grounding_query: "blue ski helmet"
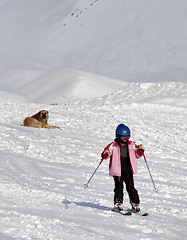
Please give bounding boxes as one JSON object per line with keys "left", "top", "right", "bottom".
{"left": 115, "top": 124, "right": 131, "bottom": 139}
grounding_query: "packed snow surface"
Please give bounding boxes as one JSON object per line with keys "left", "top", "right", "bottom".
{"left": 0, "top": 74, "right": 186, "bottom": 239}
{"left": 0, "top": 0, "right": 187, "bottom": 239}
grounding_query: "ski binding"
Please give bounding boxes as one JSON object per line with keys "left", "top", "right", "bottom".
{"left": 112, "top": 208, "right": 132, "bottom": 215}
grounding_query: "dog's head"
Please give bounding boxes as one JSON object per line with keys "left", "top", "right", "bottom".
{"left": 38, "top": 110, "right": 49, "bottom": 121}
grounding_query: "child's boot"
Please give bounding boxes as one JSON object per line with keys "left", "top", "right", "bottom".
{"left": 131, "top": 202, "right": 140, "bottom": 212}
{"left": 114, "top": 200, "right": 123, "bottom": 211}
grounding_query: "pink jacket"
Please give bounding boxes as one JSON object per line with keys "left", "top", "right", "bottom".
{"left": 102, "top": 141, "right": 143, "bottom": 176}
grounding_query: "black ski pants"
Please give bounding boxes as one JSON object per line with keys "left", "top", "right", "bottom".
{"left": 113, "top": 170, "right": 140, "bottom": 204}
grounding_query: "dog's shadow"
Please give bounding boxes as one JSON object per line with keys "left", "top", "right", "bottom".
{"left": 62, "top": 199, "right": 111, "bottom": 211}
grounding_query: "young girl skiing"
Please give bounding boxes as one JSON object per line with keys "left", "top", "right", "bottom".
{"left": 101, "top": 124, "right": 145, "bottom": 212}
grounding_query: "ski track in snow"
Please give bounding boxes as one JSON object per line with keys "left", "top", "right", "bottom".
{"left": 0, "top": 95, "right": 186, "bottom": 240}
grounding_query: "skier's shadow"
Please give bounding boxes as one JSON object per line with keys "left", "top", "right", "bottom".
{"left": 62, "top": 198, "right": 111, "bottom": 211}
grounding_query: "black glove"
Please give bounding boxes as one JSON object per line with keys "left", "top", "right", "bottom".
{"left": 101, "top": 152, "right": 109, "bottom": 159}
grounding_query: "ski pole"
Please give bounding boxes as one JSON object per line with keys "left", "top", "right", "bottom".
{"left": 143, "top": 152, "right": 158, "bottom": 192}
{"left": 84, "top": 158, "right": 104, "bottom": 188}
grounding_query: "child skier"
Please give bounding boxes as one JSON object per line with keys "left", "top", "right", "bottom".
{"left": 101, "top": 123, "right": 145, "bottom": 212}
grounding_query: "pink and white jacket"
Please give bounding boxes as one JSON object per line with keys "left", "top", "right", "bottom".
{"left": 102, "top": 141, "right": 143, "bottom": 176}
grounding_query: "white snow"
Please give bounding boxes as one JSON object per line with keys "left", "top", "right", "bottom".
{"left": 0, "top": 0, "right": 187, "bottom": 82}
{"left": 0, "top": 0, "right": 187, "bottom": 240}
{"left": 0, "top": 69, "right": 128, "bottom": 103}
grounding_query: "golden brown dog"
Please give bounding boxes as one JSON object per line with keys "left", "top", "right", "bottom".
{"left": 23, "top": 110, "right": 60, "bottom": 129}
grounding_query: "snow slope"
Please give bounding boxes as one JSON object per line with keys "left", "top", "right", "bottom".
{"left": 0, "top": 69, "right": 128, "bottom": 103}
{"left": 0, "top": 79, "right": 187, "bottom": 240}
{"left": 0, "top": 0, "right": 187, "bottom": 82}
{"left": 0, "top": 0, "right": 187, "bottom": 239}
{"left": 1, "top": 69, "right": 186, "bottom": 106}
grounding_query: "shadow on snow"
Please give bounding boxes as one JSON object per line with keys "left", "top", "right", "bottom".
{"left": 62, "top": 199, "right": 111, "bottom": 211}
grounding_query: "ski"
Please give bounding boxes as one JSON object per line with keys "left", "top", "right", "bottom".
{"left": 112, "top": 208, "right": 132, "bottom": 216}
{"left": 131, "top": 210, "right": 149, "bottom": 216}
{"left": 110, "top": 207, "right": 148, "bottom": 216}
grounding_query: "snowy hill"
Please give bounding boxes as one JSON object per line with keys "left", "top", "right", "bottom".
{"left": 0, "top": 69, "right": 128, "bottom": 103}
{"left": 0, "top": 0, "right": 187, "bottom": 82}
{"left": 0, "top": 73, "right": 186, "bottom": 240}
{"left": 0, "top": 69, "right": 186, "bottom": 106}
{"left": 0, "top": 0, "right": 187, "bottom": 239}
{"left": 0, "top": 83, "right": 186, "bottom": 239}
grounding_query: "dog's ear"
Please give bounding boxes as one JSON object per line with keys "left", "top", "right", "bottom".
{"left": 38, "top": 111, "right": 41, "bottom": 114}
